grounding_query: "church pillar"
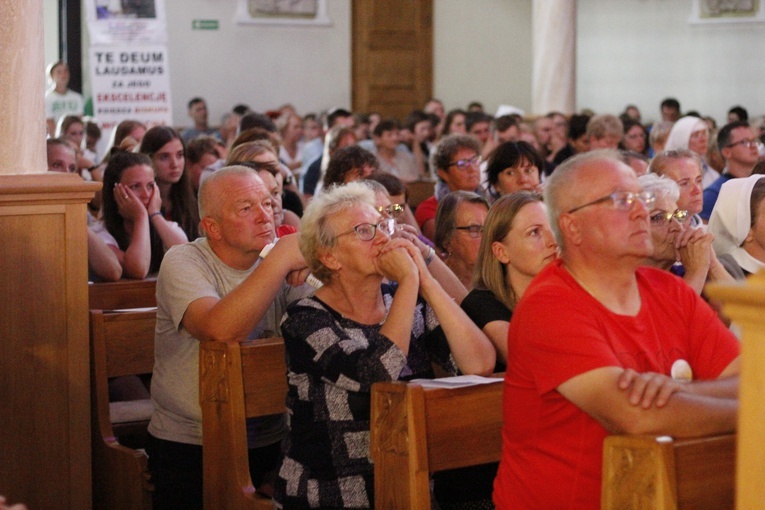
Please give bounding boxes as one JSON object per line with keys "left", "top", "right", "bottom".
{"left": 532, "top": 0, "right": 576, "bottom": 116}
{"left": 0, "top": 0, "right": 47, "bottom": 174}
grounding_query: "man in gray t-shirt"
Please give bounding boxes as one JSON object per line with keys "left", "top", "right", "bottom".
{"left": 147, "top": 166, "right": 311, "bottom": 510}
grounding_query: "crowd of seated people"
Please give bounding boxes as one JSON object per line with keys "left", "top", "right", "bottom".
{"left": 53, "top": 90, "right": 765, "bottom": 508}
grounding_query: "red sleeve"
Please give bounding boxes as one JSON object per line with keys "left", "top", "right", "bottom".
{"left": 414, "top": 196, "right": 437, "bottom": 229}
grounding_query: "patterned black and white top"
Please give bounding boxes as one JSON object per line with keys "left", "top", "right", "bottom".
{"left": 273, "top": 283, "right": 456, "bottom": 509}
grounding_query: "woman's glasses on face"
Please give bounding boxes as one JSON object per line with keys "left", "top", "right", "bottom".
{"left": 337, "top": 218, "right": 396, "bottom": 241}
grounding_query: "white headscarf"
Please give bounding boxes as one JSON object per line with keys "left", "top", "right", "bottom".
{"left": 709, "top": 175, "right": 765, "bottom": 273}
{"left": 664, "top": 116, "right": 707, "bottom": 151}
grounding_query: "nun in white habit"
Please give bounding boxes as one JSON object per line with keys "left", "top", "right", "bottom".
{"left": 664, "top": 116, "right": 720, "bottom": 189}
{"left": 709, "top": 174, "right": 765, "bottom": 278}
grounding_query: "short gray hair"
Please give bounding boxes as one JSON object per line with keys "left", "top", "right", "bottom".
{"left": 638, "top": 173, "right": 679, "bottom": 204}
{"left": 544, "top": 149, "right": 623, "bottom": 248}
{"left": 198, "top": 165, "right": 258, "bottom": 221}
{"left": 299, "top": 181, "right": 377, "bottom": 283}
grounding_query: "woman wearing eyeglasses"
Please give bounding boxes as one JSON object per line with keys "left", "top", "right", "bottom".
{"left": 638, "top": 173, "right": 738, "bottom": 294}
{"left": 273, "top": 182, "right": 495, "bottom": 509}
{"left": 434, "top": 191, "right": 490, "bottom": 290}
{"left": 415, "top": 135, "right": 486, "bottom": 242}
{"left": 484, "top": 141, "right": 544, "bottom": 202}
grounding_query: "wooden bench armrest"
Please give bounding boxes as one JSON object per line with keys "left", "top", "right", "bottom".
{"left": 601, "top": 433, "right": 736, "bottom": 510}
{"left": 200, "top": 339, "right": 285, "bottom": 510}
{"left": 370, "top": 378, "right": 503, "bottom": 510}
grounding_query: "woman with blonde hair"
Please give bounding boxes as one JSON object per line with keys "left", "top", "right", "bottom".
{"left": 463, "top": 192, "right": 557, "bottom": 365}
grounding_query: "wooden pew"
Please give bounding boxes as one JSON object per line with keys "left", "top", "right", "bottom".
{"left": 370, "top": 378, "right": 504, "bottom": 510}
{"left": 601, "top": 433, "right": 736, "bottom": 510}
{"left": 90, "top": 308, "right": 157, "bottom": 510}
{"left": 89, "top": 277, "right": 157, "bottom": 310}
{"left": 407, "top": 179, "right": 435, "bottom": 211}
{"left": 199, "top": 338, "right": 287, "bottom": 510}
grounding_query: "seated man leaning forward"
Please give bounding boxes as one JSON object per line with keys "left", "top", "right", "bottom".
{"left": 147, "top": 166, "right": 312, "bottom": 510}
{"left": 493, "top": 150, "right": 740, "bottom": 509}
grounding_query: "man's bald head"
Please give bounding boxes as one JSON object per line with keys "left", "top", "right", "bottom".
{"left": 544, "top": 149, "right": 628, "bottom": 247}
{"left": 198, "top": 165, "right": 263, "bottom": 222}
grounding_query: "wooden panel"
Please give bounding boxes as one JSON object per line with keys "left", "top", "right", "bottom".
{"left": 89, "top": 278, "right": 157, "bottom": 310}
{"left": 424, "top": 384, "right": 504, "bottom": 472}
{"left": 100, "top": 310, "right": 157, "bottom": 378}
{"left": 0, "top": 173, "right": 98, "bottom": 510}
{"left": 370, "top": 379, "right": 503, "bottom": 510}
{"left": 352, "top": 0, "right": 433, "bottom": 120}
{"left": 242, "top": 337, "right": 288, "bottom": 417}
{"left": 601, "top": 434, "right": 735, "bottom": 510}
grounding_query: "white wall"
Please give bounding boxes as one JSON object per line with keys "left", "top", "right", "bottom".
{"left": 164, "top": 0, "right": 351, "bottom": 128}
{"left": 577, "top": 0, "right": 765, "bottom": 125}
{"left": 42, "top": 0, "right": 765, "bottom": 128}
{"left": 433, "top": 0, "right": 533, "bottom": 117}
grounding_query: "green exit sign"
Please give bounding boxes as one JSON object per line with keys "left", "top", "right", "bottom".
{"left": 192, "top": 19, "right": 219, "bottom": 30}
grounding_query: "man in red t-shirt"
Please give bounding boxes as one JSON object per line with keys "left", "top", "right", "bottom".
{"left": 493, "top": 150, "right": 740, "bottom": 509}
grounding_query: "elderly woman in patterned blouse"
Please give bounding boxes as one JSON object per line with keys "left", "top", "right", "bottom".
{"left": 272, "top": 181, "right": 495, "bottom": 509}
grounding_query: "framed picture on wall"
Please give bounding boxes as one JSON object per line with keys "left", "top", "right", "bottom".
{"left": 689, "top": 0, "right": 765, "bottom": 24}
{"left": 235, "top": 0, "right": 331, "bottom": 26}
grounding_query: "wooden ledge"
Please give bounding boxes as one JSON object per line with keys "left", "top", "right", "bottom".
{"left": 0, "top": 172, "right": 101, "bottom": 205}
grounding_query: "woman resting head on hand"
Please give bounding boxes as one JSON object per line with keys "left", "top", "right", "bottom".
{"left": 272, "top": 181, "right": 494, "bottom": 509}
{"left": 95, "top": 151, "right": 188, "bottom": 279}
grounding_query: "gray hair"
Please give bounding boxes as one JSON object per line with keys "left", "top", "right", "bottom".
{"left": 434, "top": 190, "right": 490, "bottom": 254}
{"left": 299, "top": 181, "right": 377, "bottom": 283}
{"left": 544, "top": 149, "right": 623, "bottom": 248}
{"left": 430, "top": 134, "right": 482, "bottom": 177}
{"left": 198, "top": 165, "right": 258, "bottom": 222}
{"left": 638, "top": 173, "right": 680, "bottom": 204}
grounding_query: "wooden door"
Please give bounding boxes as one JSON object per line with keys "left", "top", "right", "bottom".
{"left": 352, "top": 0, "right": 433, "bottom": 121}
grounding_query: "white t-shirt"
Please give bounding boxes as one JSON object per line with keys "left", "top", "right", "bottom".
{"left": 148, "top": 238, "right": 313, "bottom": 446}
{"left": 45, "top": 88, "right": 84, "bottom": 125}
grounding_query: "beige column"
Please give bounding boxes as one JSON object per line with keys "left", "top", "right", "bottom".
{"left": 0, "top": 0, "right": 47, "bottom": 175}
{"left": 707, "top": 273, "right": 765, "bottom": 509}
{"left": 532, "top": 0, "right": 576, "bottom": 116}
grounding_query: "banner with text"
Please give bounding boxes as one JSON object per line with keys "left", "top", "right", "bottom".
{"left": 89, "top": 45, "right": 173, "bottom": 130}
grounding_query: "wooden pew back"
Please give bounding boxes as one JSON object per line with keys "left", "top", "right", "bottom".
{"left": 601, "top": 433, "right": 736, "bottom": 510}
{"left": 199, "top": 338, "right": 287, "bottom": 510}
{"left": 90, "top": 308, "right": 157, "bottom": 510}
{"left": 89, "top": 277, "right": 157, "bottom": 310}
{"left": 370, "top": 379, "right": 504, "bottom": 510}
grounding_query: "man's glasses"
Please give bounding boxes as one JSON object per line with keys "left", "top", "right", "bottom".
{"left": 448, "top": 155, "right": 481, "bottom": 171}
{"left": 454, "top": 224, "right": 484, "bottom": 238}
{"left": 650, "top": 209, "right": 689, "bottom": 227}
{"left": 567, "top": 190, "right": 656, "bottom": 214}
{"left": 336, "top": 218, "right": 396, "bottom": 241}
{"left": 376, "top": 203, "right": 405, "bottom": 219}
{"left": 726, "top": 138, "right": 758, "bottom": 149}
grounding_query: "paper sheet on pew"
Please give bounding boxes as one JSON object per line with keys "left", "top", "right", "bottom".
{"left": 110, "top": 307, "right": 157, "bottom": 312}
{"left": 408, "top": 375, "right": 503, "bottom": 389}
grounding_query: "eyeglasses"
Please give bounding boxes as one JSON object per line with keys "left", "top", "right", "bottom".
{"left": 376, "top": 203, "right": 405, "bottom": 219}
{"left": 336, "top": 218, "right": 396, "bottom": 241}
{"left": 448, "top": 155, "right": 481, "bottom": 171}
{"left": 454, "top": 224, "right": 484, "bottom": 238}
{"left": 567, "top": 190, "right": 656, "bottom": 214}
{"left": 650, "top": 209, "right": 689, "bottom": 227}
{"left": 726, "top": 138, "right": 758, "bottom": 149}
